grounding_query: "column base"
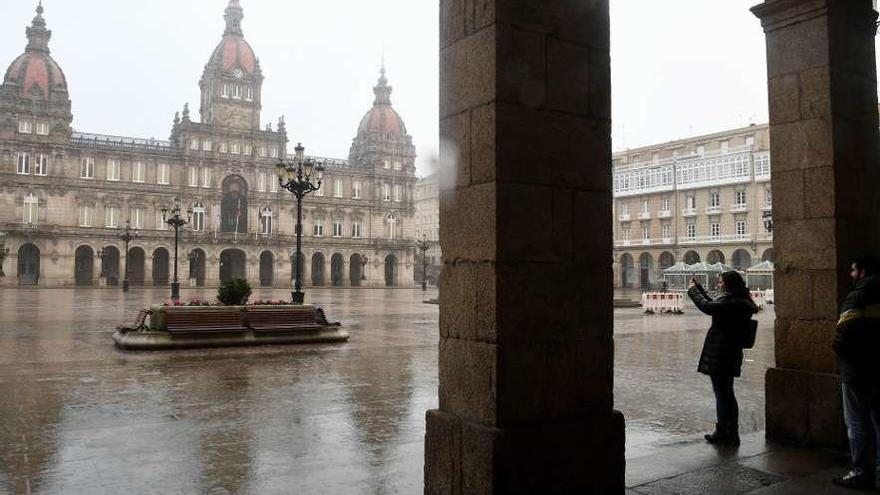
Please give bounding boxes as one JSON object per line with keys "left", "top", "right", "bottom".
{"left": 765, "top": 367, "right": 846, "bottom": 448}
{"left": 425, "top": 409, "right": 625, "bottom": 495}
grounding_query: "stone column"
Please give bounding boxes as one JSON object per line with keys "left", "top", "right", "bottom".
{"left": 425, "top": 1, "right": 623, "bottom": 493}
{"left": 752, "top": 0, "right": 880, "bottom": 446}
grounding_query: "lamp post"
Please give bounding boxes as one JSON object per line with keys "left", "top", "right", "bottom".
{"left": 162, "top": 203, "right": 192, "bottom": 301}
{"left": 416, "top": 234, "right": 430, "bottom": 291}
{"left": 361, "top": 256, "right": 368, "bottom": 283}
{"left": 762, "top": 210, "right": 773, "bottom": 234}
{"left": 276, "top": 143, "right": 324, "bottom": 304}
{"left": 0, "top": 232, "right": 8, "bottom": 278}
{"left": 118, "top": 220, "right": 136, "bottom": 291}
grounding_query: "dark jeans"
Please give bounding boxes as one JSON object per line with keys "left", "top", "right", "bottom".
{"left": 842, "top": 381, "right": 880, "bottom": 477}
{"left": 710, "top": 374, "right": 738, "bottom": 429}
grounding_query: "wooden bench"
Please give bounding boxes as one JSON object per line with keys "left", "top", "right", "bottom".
{"left": 165, "top": 310, "right": 247, "bottom": 334}
{"left": 246, "top": 307, "right": 323, "bottom": 332}
{"left": 117, "top": 309, "right": 152, "bottom": 333}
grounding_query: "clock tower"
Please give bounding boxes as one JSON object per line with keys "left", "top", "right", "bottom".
{"left": 199, "top": 0, "right": 263, "bottom": 130}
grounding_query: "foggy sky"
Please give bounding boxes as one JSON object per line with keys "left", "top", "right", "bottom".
{"left": 2, "top": 1, "right": 878, "bottom": 176}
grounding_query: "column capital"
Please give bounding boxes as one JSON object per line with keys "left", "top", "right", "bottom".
{"left": 752, "top": 0, "right": 877, "bottom": 34}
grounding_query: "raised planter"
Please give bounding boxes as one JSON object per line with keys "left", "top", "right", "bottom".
{"left": 112, "top": 304, "right": 349, "bottom": 350}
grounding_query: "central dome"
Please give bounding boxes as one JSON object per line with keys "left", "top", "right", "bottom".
{"left": 356, "top": 68, "right": 407, "bottom": 138}
{"left": 2, "top": 4, "right": 68, "bottom": 100}
{"left": 207, "top": 0, "right": 258, "bottom": 75}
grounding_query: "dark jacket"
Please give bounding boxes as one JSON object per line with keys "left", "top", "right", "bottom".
{"left": 688, "top": 285, "right": 758, "bottom": 377}
{"left": 833, "top": 275, "right": 880, "bottom": 383}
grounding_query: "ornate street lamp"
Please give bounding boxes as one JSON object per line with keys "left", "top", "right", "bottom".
{"left": 118, "top": 220, "right": 137, "bottom": 291}
{"left": 162, "top": 203, "right": 192, "bottom": 301}
{"left": 416, "top": 234, "right": 430, "bottom": 291}
{"left": 276, "top": 143, "right": 324, "bottom": 304}
{"left": 0, "top": 232, "right": 8, "bottom": 278}
{"left": 762, "top": 210, "right": 773, "bottom": 234}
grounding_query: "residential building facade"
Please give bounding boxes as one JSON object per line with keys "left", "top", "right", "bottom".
{"left": 613, "top": 124, "right": 774, "bottom": 289}
{"left": 414, "top": 173, "right": 441, "bottom": 284}
{"left": 0, "top": 2, "right": 417, "bottom": 288}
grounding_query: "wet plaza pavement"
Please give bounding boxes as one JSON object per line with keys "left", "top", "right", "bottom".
{"left": 0, "top": 287, "right": 778, "bottom": 494}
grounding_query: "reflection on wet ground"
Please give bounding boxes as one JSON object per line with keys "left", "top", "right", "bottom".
{"left": 0, "top": 287, "right": 774, "bottom": 494}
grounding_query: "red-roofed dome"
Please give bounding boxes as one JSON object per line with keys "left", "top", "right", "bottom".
{"left": 2, "top": 3, "right": 68, "bottom": 100}
{"left": 207, "top": 0, "right": 259, "bottom": 75}
{"left": 210, "top": 35, "right": 257, "bottom": 74}
{"left": 357, "top": 68, "right": 407, "bottom": 138}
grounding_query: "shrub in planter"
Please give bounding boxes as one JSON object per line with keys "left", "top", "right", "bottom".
{"left": 217, "top": 278, "right": 252, "bottom": 306}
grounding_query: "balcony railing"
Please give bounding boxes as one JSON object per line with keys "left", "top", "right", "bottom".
{"left": 618, "top": 213, "right": 631, "bottom": 222}
{"left": 758, "top": 232, "right": 774, "bottom": 241}
{"left": 657, "top": 210, "right": 672, "bottom": 218}
{"left": 682, "top": 208, "right": 697, "bottom": 216}
{"left": 680, "top": 234, "right": 754, "bottom": 245}
{"left": 730, "top": 203, "right": 748, "bottom": 213}
{"left": 705, "top": 205, "right": 722, "bottom": 214}
{"left": 638, "top": 212, "right": 651, "bottom": 220}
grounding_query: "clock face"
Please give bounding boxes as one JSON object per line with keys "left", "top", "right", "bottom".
{"left": 233, "top": 68, "right": 244, "bottom": 79}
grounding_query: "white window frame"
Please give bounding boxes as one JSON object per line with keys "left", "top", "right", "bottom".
{"left": 219, "top": 141, "right": 228, "bottom": 153}
{"left": 268, "top": 177, "right": 277, "bottom": 193}
{"left": 710, "top": 223, "right": 720, "bottom": 238}
{"left": 131, "top": 207, "right": 144, "bottom": 229}
{"left": 313, "top": 219, "right": 324, "bottom": 237}
{"left": 81, "top": 157, "right": 95, "bottom": 179}
{"left": 157, "top": 163, "right": 170, "bottom": 185}
{"left": 622, "top": 228, "right": 631, "bottom": 241}
{"left": 662, "top": 223, "right": 671, "bottom": 239}
{"left": 107, "top": 159, "right": 121, "bottom": 181}
{"left": 257, "top": 172, "right": 266, "bottom": 192}
{"left": 202, "top": 140, "right": 213, "bottom": 152}
{"left": 258, "top": 145, "right": 267, "bottom": 157}
{"left": 260, "top": 207, "right": 273, "bottom": 235}
{"left": 35, "top": 122, "right": 49, "bottom": 135}
{"left": 201, "top": 167, "right": 212, "bottom": 188}
{"left": 33, "top": 153, "right": 47, "bottom": 176}
{"left": 221, "top": 83, "right": 230, "bottom": 98}
{"left": 245, "top": 86, "right": 254, "bottom": 101}
{"left": 333, "top": 220, "right": 344, "bottom": 237}
{"left": 156, "top": 209, "right": 167, "bottom": 230}
{"left": 80, "top": 205, "right": 95, "bottom": 227}
{"left": 353, "top": 181, "right": 362, "bottom": 199}
{"left": 188, "top": 166, "right": 199, "bottom": 187}
{"left": 393, "top": 160, "right": 402, "bottom": 171}
{"left": 387, "top": 214, "right": 397, "bottom": 240}
{"left": 394, "top": 184, "right": 402, "bottom": 202}
{"left": 24, "top": 193, "right": 39, "bottom": 224}
{"left": 18, "top": 120, "right": 33, "bottom": 134}
{"left": 736, "top": 220, "right": 747, "bottom": 237}
{"left": 352, "top": 221, "right": 362, "bottom": 238}
{"left": 192, "top": 203, "right": 205, "bottom": 232}
{"left": 16, "top": 152, "right": 30, "bottom": 175}
{"left": 132, "top": 161, "right": 145, "bottom": 183}
{"left": 334, "top": 179, "right": 343, "bottom": 198}
{"left": 232, "top": 84, "right": 242, "bottom": 100}
{"left": 243, "top": 143, "right": 252, "bottom": 156}
{"left": 105, "top": 206, "right": 119, "bottom": 228}
{"left": 641, "top": 226, "right": 650, "bottom": 240}
{"left": 384, "top": 160, "right": 391, "bottom": 169}
{"left": 686, "top": 224, "right": 696, "bottom": 239}
{"left": 709, "top": 192, "right": 720, "bottom": 208}
{"left": 735, "top": 190, "right": 747, "bottom": 206}
{"left": 231, "top": 142, "right": 241, "bottom": 154}
{"left": 383, "top": 183, "right": 391, "bottom": 202}
{"left": 190, "top": 139, "right": 199, "bottom": 150}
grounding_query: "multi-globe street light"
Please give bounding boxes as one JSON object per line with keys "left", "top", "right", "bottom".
{"left": 162, "top": 202, "right": 192, "bottom": 301}
{"left": 118, "top": 220, "right": 136, "bottom": 291}
{"left": 416, "top": 234, "right": 430, "bottom": 291}
{"left": 276, "top": 143, "right": 324, "bottom": 304}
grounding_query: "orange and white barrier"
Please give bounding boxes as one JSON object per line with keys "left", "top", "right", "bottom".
{"left": 641, "top": 292, "right": 685, "bottom": 313}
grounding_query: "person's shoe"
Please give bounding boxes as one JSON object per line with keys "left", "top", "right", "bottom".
{"left": 831, "top": 471, "right": 875, "bottom": 490}
{"left": 704, "top": 424, "right": 728, "bottom": 444}
{"left": 725, "top": 424, "right": 740, "bottom": 446}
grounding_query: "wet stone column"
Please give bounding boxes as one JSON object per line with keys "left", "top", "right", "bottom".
{"left": 753, "top": 0, "right": 880, "bottom": 446}
{"left": 425, "top": 0, "right": 624, "bottom": 493}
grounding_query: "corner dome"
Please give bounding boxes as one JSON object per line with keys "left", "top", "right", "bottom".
{"left": 2, "top": 3, "right": 68, "bottom": 99}
{"left": 356, "top": 68, "right": 407, "bottom": 138}
{"left": 207, "top": 0, "right": 258, "bottom": 75}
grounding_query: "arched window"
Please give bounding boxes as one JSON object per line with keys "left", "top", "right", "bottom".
{"left": 192, "top": 203, "right": 205, "bottom": 232}
{"left": 23, "top": 193, "right": 38, "bottom": 225}
{"left": 261, "top": 207, "right": 273, "bottom": 235}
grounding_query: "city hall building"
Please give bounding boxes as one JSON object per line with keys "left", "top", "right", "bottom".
{"left": 0, "top": 2, "right": 418, "bottom": 288}
{"left": 612, "top": 124, "right": 774, "bottom": 289}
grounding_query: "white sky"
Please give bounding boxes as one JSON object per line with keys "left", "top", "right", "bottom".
{"left": 1, "top": 1, "right": 878, "bottom": 175}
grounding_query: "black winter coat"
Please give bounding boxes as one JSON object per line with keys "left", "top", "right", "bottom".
{"left": 833, "top": 275, "right": 880, "bottom": 383}
{"left": 688, "top": 285, "right": 758, "bottom": 377}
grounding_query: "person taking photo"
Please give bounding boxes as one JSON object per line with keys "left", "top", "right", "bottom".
{"left": 688, "top": 271, "right": 758, "bottom": 446}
